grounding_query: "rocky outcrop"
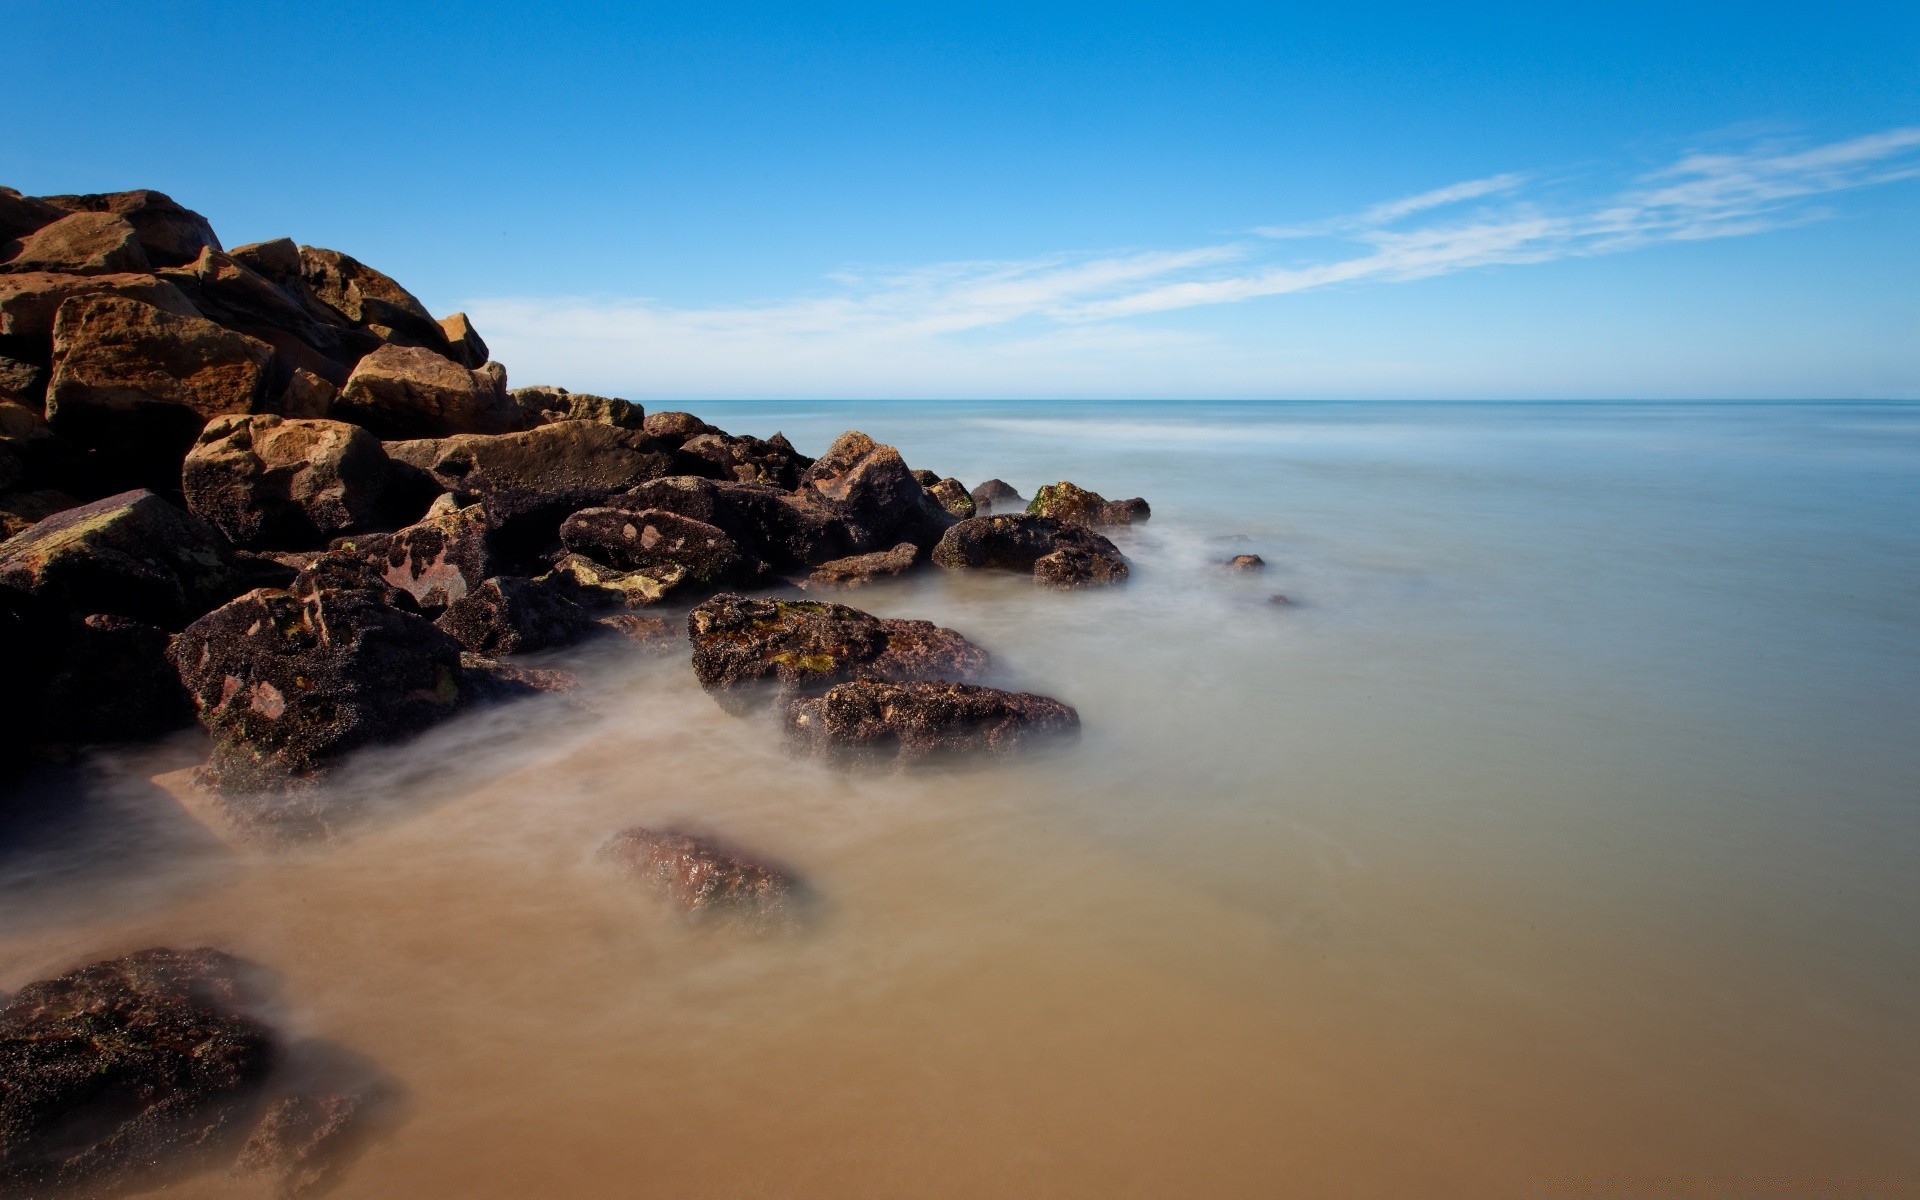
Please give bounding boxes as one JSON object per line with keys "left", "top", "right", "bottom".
{"left": 616, "top": 476, "right": 834, "bottom": 569}
{"left": 559, "top": 507, "right": 761, "bottom": 585}
{"left": 438, "top": 312, "right": 489, "bottom": 368}
{"left": 38, "top": 189, "right": 222, "bottom": 268}
{"left": 335, "top": 344, "right": 519, "bottom": 438}
{"left": 1, "top": 211, "right": 151, "bottom": 275}
{"left": 154, "top": 247, "right": 379, "bottom": 386}
{"left": 687, "top": 593, "right": 988, "bottom": 715}
{"left": 0, "top": 269, "right": 200, "bottom": 339}
{"left": 805, "top": 541, "right": 918, "bottom": 589}
{"left": 931, "top": 513, "right": 1129, "bottom": 589}
{"left": 436, "top": 575, "right": 591, "bottom": 655}
{"left": 377, "top": 501, "right": 495, "bottom": 612}
{"left": 183, "top": 415, "right": 394, "bottom": 549}
{"left": 792, "top": 431, "right": 953, "bottom": 556}
{"left": 675, "top": 430, "right": 811, "bottom": 488}
{"left": 1026, "top": 480, "right": 1150, "bottom": 526}
{"left": 969, "top": 478, "right": 1023, "bottom": 512}
{"left": 298, "top": 246, "right": 449, "bottom": 354}
{"left": 0, "top": 948, "right": 276, "bottom": 1197}
{"left": 169, "top": 584, "right": 471, "bottom": 795}
{"left": 604, "top": 828, "right": 803, "bottom": 926}
{"left": 927, "top": 476, "right": 976, "bottom": 519}
{"left": 0, "top": 489, "right": 242, "bottom": 627}
{"left": 783, "top": 680, "right": 1079, "bottom": 768}
{"left": 511, "top": 385, "right": 643, "bottom": 429}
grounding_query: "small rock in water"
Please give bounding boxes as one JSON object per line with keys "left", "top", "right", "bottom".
{"left": 594, "top": 612, "right": 676, "bottom": 650}
{"left": 1226, "top": 554, "right": 1265, "bottom": 572}
{"left": 1026, "top": 480, "right": 1150, "bottom": 526}
{"left": 604, "top": 827, "right": 804, "bottom": 926}
{"left": 1267, "top": 593, "right": 1293, "bottom": 606}
{"left": 931, "top": 513, "right": 1129, "bottom": 589}
{"left": 969, "top": 478, "right": 1024, "bottom": 513}
{"left": 782, "top": 679, "right": 1079, "bottom": 768}
{"left": 805, "top": 541, "right": 919, "bottom": 589}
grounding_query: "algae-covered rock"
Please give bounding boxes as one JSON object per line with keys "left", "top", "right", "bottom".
{"left": 782, "top": 680, "right": 1079, "bottom": 768}
{"left": 604, "top": 828, "right": 804, "bottom": 927}
{"left": 1026, "top": 480, "right": 1150, "bottom": 526}
{"left": 0, "top": 488, "right": 243, "bottom": 627}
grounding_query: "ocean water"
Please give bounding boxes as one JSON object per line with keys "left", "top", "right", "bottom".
{"left": 2, "top": 400, "right": 1917, "bottom": 1197}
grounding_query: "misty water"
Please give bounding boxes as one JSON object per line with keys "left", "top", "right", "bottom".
{"left": 3, "top": 400, "right": 1917, "bottom": 1196}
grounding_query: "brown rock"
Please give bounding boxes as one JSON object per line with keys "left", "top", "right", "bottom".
{"left": 1226, "top": 553, "right": 1265, "bottom": 572}
{"left": 927, "top": 476, "right": 976, "bottom": 519}
{"left": 594, "top": 612, "right": 675, "bottom": 648}
{"left": 379, "top": 501, "right": 495, "bottom": 612}
{"left": 436, "top": 575, "right": 591, "bottom": 655}
{"left": 604, "top": 827, "right": 804, "bottom": 925}
{"left": 38, "top": 189, "right": 221, "bottom": 267}
{"left": 616, "top": 476, "right": 836, "bottom": 569}
{"left": 969, "top": 478, "right": 1023, "bottom": 512}
{"left": 336, "top": 343, "right": 521, "bottom": 438}
{"left": 0, "top": 270, "right": 201, "bottom": 339}
{"left": 805, "top": 541, "right": 919, "bottom": 589}
{"left": 229, "top": 237, "right": 302, "bottom": 282}
{"left": 1, "top": 211, "right": 150, "bottom": 275}
{"left": 437, "top": 311, "right": 489, "bottom": 368}
{"left": 511, "top": 385, "right": 645, "bottom": 429}
{"left": 559, "top": 506, "right": 760, "bottom": 585}
{"left": 793, "top": 431, "right": 953, "bottom": 555}
{"left": 234, "top": 1088, "right": 373, "bottom": 1198}
{"left": 156, "top": 247, "right": 375, "bottom": 380}
{"left": 1034, "top": 543, "right": 1130, "bottom": 589}
{"left": 640, "top": 410, "right": 718, "bottom": 446}
{"left": 183, "top": 415, "right": 394, "bottom": 549}
{"left": 1026, "top": 480, "right": 1150, "bottom": 526}
{"left": 675, "top": 430, "right": 811, "bottom": 488}
{"left": 546, "top": 553, "right": 687, "bottom": 609}
{"left": 297, "top": 246, "right": 450, "bottom": 354}
{"left": 274, "top": 367, "right": 338, "bottom": 419}
{"left": 931, "top": 513, "right": 1128, "bottom": 589}
{"left": 783, "top": 680, "right": 1079, "bottom": 768}
{"left": 0, "top": 187, "right": 63, "bottom": 242}
{"left": 0, "top": 488, "right": 243, "bottom": 627}
{"left": 0, "top": 354, "right": 44, "bottom": 408}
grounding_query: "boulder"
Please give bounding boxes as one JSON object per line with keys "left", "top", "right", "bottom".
{"left": 0, "top": 211, "right": 150, "bottom": 275}
{"left": 616, "top": 476, "right": 834, "bottom": 569}
{"left": 436, "top": 575, "right": 591, "bottom": 655}
{"left": 0, "top": 269, "right": 200, "bottom": 340}
{"left": 909, "top": 469, "right": 939, "bottom": 487}
{"left": 594, "top": 612, "right": 675, "bottom": 649}
{"left": 558, "top": 507, "right": 760, "bottom": 585}
{"left": 931, "top": 513, "right": 1128, "bottom": 589}
{"left": 169, "top": 584, "right": 471, "bottom": 793}
{"left": 437, "top": 312, "right": 489, "bottom": 368}
{"left": 228, "top": 237, "right": 302, "bottom": 282}
{"left": 156, "top": 247, "right": 378, "bottom": 381}
{"left": 603, "top": 828, "right": 803, "bottom": 926}
{"left": 511, "top": 385, "right": 644, "bottom": 430}
{"left": 0, "top": 489, "right": 78, "bottom": 540}
{"left": 1026, "top": 480, "right": 1150, "bottom": 526}
{"left": 1225, "top": 553, "right": 1265, "bottom": 572}
{"left": 335, "top": 344, "right": 520, "bottom": 438}
{"left": 640, "top": 410, "right": 718, "bottom": 446}
{"left": 927, "top": 476, "right": 976, "bottom": 519}
{"left": 805, "top": 541, "right": 918, "bottom": 589}
{"left": 289, "top": 547, "right": 419, "bottom": 613}
{"left": 275, "top": 367, "right": 338, "bottom": 418}
{"left": 37, "top": 189, "right": 221, "bottom": 267}
{"left": 792, "top": 431, "right": 953, "bottom": 555}
{"left": 969, "top": 478, "right": 1023, "bottom": 512}
{"left": 0, "top": 948, "right": 276, "bottom": 1198}
{"left": 46, "top": 295, "right": 274, "bottom": 490}
{"left": 35, "top": 613, "right": 194, "bottom": 744}
{"left": 687, "top": 593, "right": 989, "bottom": 715}
{"left": 675, "top": 430, "right": 810, "bottom": 488}
{"left": 298, "top": 246, "right": 450, "bottom": 354}
{"left": 0, "top": 187, "right": 63, "bottom": 243}
{"left": 183, "top": 415, "right": 393, "bottom": 549}
{"left": 378, "top": 501, "right": 495, "bottom": 612}
{"left": 0, "top": 354, "right": 45, "bottom": 408}
{"left": 0, "top": 489, "right": 243, "bottom": 627}
{"left": 782, "top": 680, "right": 1080, "bottom": 768}
{"left": 545, "top": 553, "right": 687, "bottom": 609}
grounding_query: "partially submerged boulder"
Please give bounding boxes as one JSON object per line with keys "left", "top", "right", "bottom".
{"left": 783, "top": 680, "right": 1079, "bottom": 768}
{"left": 559, "top": 507, "right": 761, "bottom": 585}
{"left": 617, "top": 476, "right": 834, "bottom": 569}
{"left": 1226, "top": 553, "right": 1265, "bottom": 572}
{"left": 1026, "top": 480, "right": 1150, "bottom": 526}
{"left": 0, "top": 211, "right": 151, "bottom": 275}
{"left": 183, "top": 415, "right": 393, "bottom": 549}
{"left": 969, "top": 478, "right": 1023, "bottom": 512}
{"left": 0, "top": 489, "right": 243, "bottom": 627}
{"left": 805, "top": 541, "right": 918, "bottom": 589}
{"left": 792, "top": 431, "right": 953, "bottom": 556}
{"left": 687, "top": 593, "right": 988, "bottom": 715}
{"left": 603, "top": 828, "right": 803, "bottom": 926}
{"left": 335, "top": 344, "right": 519, "bottom": 438}
{"left": 436, "top": 575, "right": 591, "bottom": 655}
{"left": 931, "top": 513, "right": 1129, "bottom": 589}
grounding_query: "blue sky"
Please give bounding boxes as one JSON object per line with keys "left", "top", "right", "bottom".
{"left": 7, "top": 1, "right": 1918, "bottom": 398}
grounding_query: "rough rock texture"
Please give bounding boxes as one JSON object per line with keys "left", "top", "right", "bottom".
{"left": 378, "top": 502, "right": 495, "bottom": 612}
{"left": 387, "top": 421, "right": 672, "bottom": 549}
{"left": 927, "top": 477, "right": 976, "bottom": 519}
{"left": 436, "top": 575, "right": 591, "bottom": 655}
{"left": 805, "top": 542, "right": 918, "bottom": 589}
{"left": 1226, "top": 553, "right": 1265, "bottom": 572}
{"left": 594, "top": 612, "right": 675, "bottom": 649}
{"left": 437, "top": 312, "right": 489, "bottom": 368}
{"left": 616, "top": 476, "right": 833, "bottom": 570}
{"left": 335, "top": 344, "right": 519, "bottom": 438}
{"left": 546, "top": 553, "right": 686, "bottom": 609}
{"left": 674, "top": 431, "right": 810, "bottom": 488}
{"left": 0, "top": 948, "right": 276, "bottom": 1198}
{"left": 0, "top": 270, "right": 202, "bottom": 340}
{"left": 931, "top": 513, "right": 1129, "bottom": 589}
{"left": 298, "top": 246, "right": 449, "bottom": 354}
{"left": 155, "top": 247, "right": 376, "bottom": 384}
{"left": 0, "top": 356, "right": 44, "bottom": 409}
{"left": 39, "top": 189, "right": 222, "bottom": 268}
{"left": 641, "top": 410, "right": 718, "bottom": 446}
{"left": 183, "top": 415, "right": 392, "bottom": 549}
{"left": 0, "top": 489, "right": 77, "bottom": 540}
{"left": 687, "top": 593, "right": 989, "bottom": 715}
{"left": 792, "top": 431, "right": 953, "bottom": 556}
{"left": 969, "top": 478, "right": 1023, "bottom": 512}
{"left": 559, "top": 507, "right": 759, "bottom": 584}
{"left": 47, "top": 295, "right": 274, "bottom": 490}
{"left": 0, "top": 187, "right": 63, "bottom": 243}
{"left": 0, "top": 489, "right": 242, "bottom": 627}
{"left": 1, "top": 211, "right": 151, "bottom": 275}
{"left": 35, "top": 614, "right": 194, "bottom": 743}
{"left": 511, "top": 385, "right": 643, "bottom": 430}
{"left": 1026, "top": 480, "right": 1150, "bottom": 526}
{"left": 233, "top": 1087, "right": 373, "bottom": 1199}
{"left": 169, "top": 585, "right": 470, "bottom": 794}
{"left": 604, "top": 828, "right": 803, "bottom": 926}
{"left": 783, "top": 680, "right": 1080, "bottom": 768}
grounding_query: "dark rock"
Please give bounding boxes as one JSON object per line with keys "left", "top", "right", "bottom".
{"left": 675, "top": 430, "right": 810, "bottom": 488}
{"left": 909, "top": 468, "right": 940, "bottom": 487}
{"left": 792, "top": 431, "right": 953, "bottom": 556}
{"left": 0, "top": 947, "right": 276, "bottom": 1198}
{"left": 0, "top": 354, "right": 44, "bottom": 408}
{"left": 559, "top": 507, "right": 760, "bottom": 585}
{"left": 38, "top": 189, "right": 221, "bottom": 268}
{"left": 969, "top": 478, "right": 1023, "bottom": 512}
{"left": 0, "top": 489, "right": 79, "bottom": 540}
{"left": 1026, "top": 480, "right": 1150, "bottom": 526}
{"left": 805, "top": 541, "right": 918, "bottom": 589}
{"left": 616, "top": 476, "right": 834, "bottom": 570}
{"left": 298, "top": 246, "right": 450, "bottom": 355}
{"left": 436, "top": 575, "right": 591, "bottom": 655}
{"left": 155, "top": 247, "right": 378, "bottom": 383}
{"left": 927, "top": 477, "right": 976, "bottom": 519}
{"left": 378, "top": 501, "right": 495, "bottom": 613}
{"left": 183, "top": 415, "right": 393, "bottom": 549}
{"left": 546, "top": 553, "right": 687, "bottom": 609}
{"left": 687, "top": 593, "right": 988, "bottom": 715}
{"left": 0, "top": 270, "right": 201, "bottom": 341}
{"left": 1226, "top": 553, "right": 1265, "bottom": 572}
{"left": 593, "top": 612, "right": 675, "bottom": 649}
{"left": 336, "top": 344, "right": 519, "bottom": 438}
{"left": 0, "top": 489, "right": 243, "bottom": 627}
{"left": 273, "top": 367, "right": 338, "bottom": 419}
{"left": 930, "top": 513, "right": 1128, "bottom": 589}
{"left": 1268, "top": 593, "right": 1293, "bottom": 606}
{"left": 640, "top": 410, "right": 718, "bottom": 447}
{"left": 233, "top": 550, "right": 303, "bottom": 591}
{"left": 46, "top": 295, "right": 275, "bottom": 492}
{"left": 783, "top": 680, "right": 1079, "bottom": 768}
{"left": 36, "top": 614, "right": 194, "bottom": 744}
{"left": 437, "top": 312, "right": 489, "bottom": 369}
{"left": 460, "top": 654, "right": 583, "bottom": 702}
{"left": 511, "top": 385, "right": 643, "bottom": 430}
{"left": 1, "top": 211, "right": 151, "bottom": 275}
{"left": 0, "top": 187, "right": 63, "bottom": 243}
{"left": 603, "top": 828, "right": 803, "bottom": 925}
{"left": 289, "top": 548, "right": 419, "bottom": 614}
{"left": 169, "top": 584, "right": 471, "bottom": 793}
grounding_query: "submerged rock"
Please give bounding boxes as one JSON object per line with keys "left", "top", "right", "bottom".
{"left": 805, "top": 541, "right": 919, "bottom": 589}
{"left": 603, "top": 827, "right": 803, "bottom": 926}
{"left": 930, "top": 513, "right": 1128, "bottom": 589}
{"left": 687, "top": 593, "right": 989, "bottom": 715}
{"left": 1226, "top": 553, "right": 1265, "bottom": 572}
{"left": 233, "top": 1086, "right": 375, "bottom": 1199}
{"left": 783, "top": 680, "right": 1079, "bottom": 768}
{"left": 1026, "top": 480, "right": 1150, "bottom": 526}
{"left": 969, "top": 478, "right": 1023, "bottom": 512}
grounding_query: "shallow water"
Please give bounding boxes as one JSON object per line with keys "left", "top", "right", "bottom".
{"left": 3, "top": 400, "right": 1918, "bottom": 1197}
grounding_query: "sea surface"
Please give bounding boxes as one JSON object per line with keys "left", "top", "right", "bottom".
{"left": 3, "top": 400, "right": 1917, "bottom": 1197}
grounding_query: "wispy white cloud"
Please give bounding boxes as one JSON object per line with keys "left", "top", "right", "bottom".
{"left": 467, "top": 127, "right": 1920, "bottom": 397}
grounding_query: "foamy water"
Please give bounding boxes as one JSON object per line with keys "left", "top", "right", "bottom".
{"left": 3, "top": 400, "right": 1917, "bottom": 1196}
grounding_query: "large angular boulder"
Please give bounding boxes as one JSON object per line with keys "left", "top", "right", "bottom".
{"left": 927, "top": 477, "right": 976, "bottom": 519}
{"left": 156, "top": 247, "right": 377, "bottom": 382}
{"left": 34, "top": 613, "right": 194, "bottom": 744}
{"left": 687, "top": 593, "right": 989, "bottom": 715}
{"left": 183, "top": 415, "right": 393, "bottom": 549}
{"left": 437, "top": 312, "right": 489, "bottom": 368}
{"left": 969, "top": 478, "right": 1023, "bottom": 513}
{"left": 436, "top": 575, "right": 591, "bottom": 655}
{"left": 38, "top": 189, "right": 222, "bottom": 268}
{"left": 675, "top": 430, "right": 811, "bottom": 488}
{"left": 335, "top": 344, "right": 519, "bottom": 438}
{"left": 169, "top": 585, "right": 470, "bottom": 792}
{"left": 931, "top": 513, "right": 1128, "bottom": 589}
{"left": 792, "top": 431, "right": 952, "bottom": 556}
{"left": 377, "top": 501, "right": 495, "bottom": 612}
{"left": 1026, "top": 480, "right": 1150, "bottom": 526}
{"left": 559, "top": 507, "right": 760, "bottom": 585}
{"left": 298, "top": 246, "right": 450, "bottom": 354}
{"left": 0, "top": 187, "right": 63, "bottom": 243}
{"left": 0, "top": 211, "right": 150, "bottom": 275}
{"left": 782, "top": 680, "right": 1080, "bottom": 768}
{"left": 603, "top": 828, "right": 804, "bottom": 927}
{"left": 805, "top": 541, "right": 918, "bottom": 589}
{"left": 640, "top": 410, "right": 718, "bottom": 446}
{"left": 46, "top": 295, "right": 274, "bottom": 489}
{"left": 0, "top": 489, "right": 243, "bottom": 627}
{"left": 617, "top": 476, "right": 834, "bottom": 569}
{"left": 0, "top": 270, "right": 201, "bottom": 340}
{"left": 510, "top": 385, "right": 643, "bottom": 430}
{"left": 0, "top": 948, "right": 276, "bottom": 1198}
